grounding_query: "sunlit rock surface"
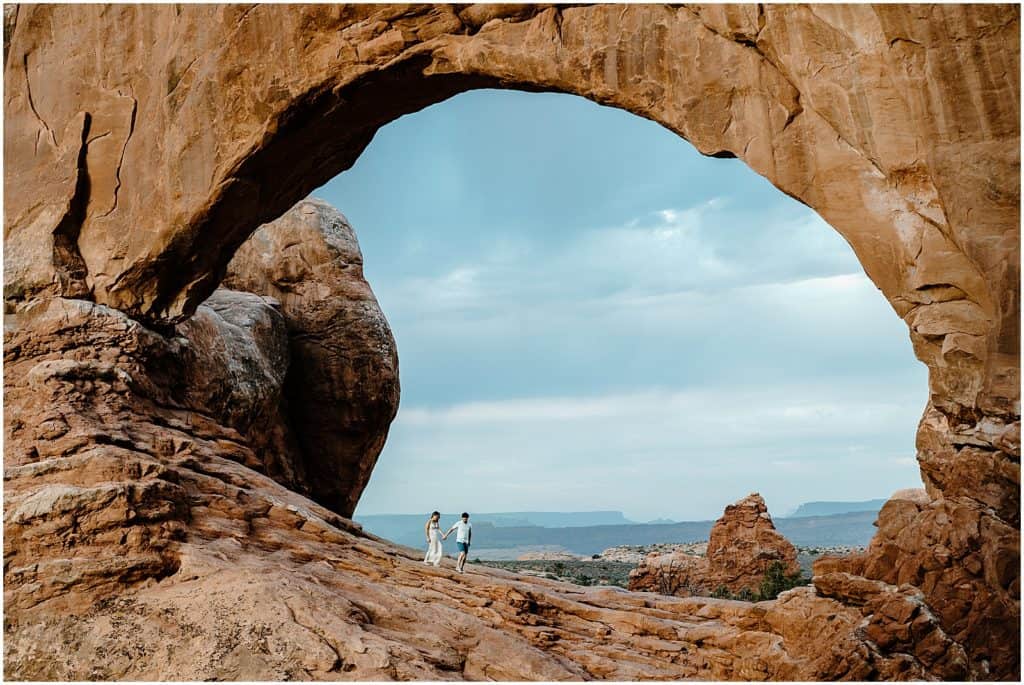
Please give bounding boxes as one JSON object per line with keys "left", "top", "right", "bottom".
{"left": 629, "top": 493, "right": 800, "bottom": 597}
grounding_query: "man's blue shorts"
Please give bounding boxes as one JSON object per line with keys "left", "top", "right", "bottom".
{"left": 457, "top": 541, "right": 470, "bottom": 553}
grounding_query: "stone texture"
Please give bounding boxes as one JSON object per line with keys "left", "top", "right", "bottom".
{"left": 706, "top": 494, "right": 800, "bottom": 591}
{"left": 176, "top": 289, "right": 305, "bottom": 490}
{"left": 628, "top": 550, "right": 710, "bottom": 597}
{"left": 221, "top": 197, "right": 399, "bottom": 517}
{"left": 3, "top": 3, "right": 1020, "bottom": 680}
{"left": 629, "top": 493, "right": 800, "bottom": 597}
{"left": 3, "top": 298, "right": 949, "bottom": 681}
{"left": 813, "top": 488, "right": 1020, "bottom": 680}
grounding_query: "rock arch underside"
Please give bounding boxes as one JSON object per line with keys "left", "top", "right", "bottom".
{"left": 2, "top": 3, "right": 1020, "bottom": 681}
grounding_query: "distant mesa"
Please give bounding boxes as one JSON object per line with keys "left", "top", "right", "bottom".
{"left": 358, "top": 506, "right": 882, "bottom": 555}
{"left": 355, "top": 510, "right": 636, "bottom": 544}
{"left": 788, "top": 498, "right": 888, "bottom": 518}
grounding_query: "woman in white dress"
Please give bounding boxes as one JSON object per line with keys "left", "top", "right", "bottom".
{"left": 423, "top": 511, "right": 445, "bottom": 566}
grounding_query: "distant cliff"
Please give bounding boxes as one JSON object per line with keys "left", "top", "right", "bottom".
{"left": 356, "top": 511, "right": 635, "bottom": 542}
{"left": 360, "top": 511, "right": 880, "bottom": 555}
{"left": 789, "top": 499, "right": 887, "bottom": 518}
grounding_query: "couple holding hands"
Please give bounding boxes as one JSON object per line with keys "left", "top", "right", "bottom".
{"left": 424, "top": 511, "right": 472, "bottom": 573}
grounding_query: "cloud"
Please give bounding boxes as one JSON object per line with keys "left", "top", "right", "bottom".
{"left": 317, "top": 89, "right": 926, "bottom": 521}
{"left": 398, "top": 384, "right": 916, "bottom": 434}
{"left": 374, "top": 198, "right": 868, "bottom": 325}
{"left": 355, "top": 379, "right": 927, "bottom": 520}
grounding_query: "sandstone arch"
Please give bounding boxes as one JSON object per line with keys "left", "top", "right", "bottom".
{"left": 7, "top": 0, "right": 1019, "bottom": 508}
{"left": 4, "top": 3, "right": 1019, "bottom": 679}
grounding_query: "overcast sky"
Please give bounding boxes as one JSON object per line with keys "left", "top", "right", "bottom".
{"left": 315, "top": 89, "right": 927, "bottom": 522}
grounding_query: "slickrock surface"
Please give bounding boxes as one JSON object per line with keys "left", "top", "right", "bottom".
{"left": 3, "top": 3, "right": 1020, "bottom": 680}
{"left": 222, "top": 198, "right": 399, "bottom": 517}
{"left": 0, "top": 295, "right": 962, "bottom": 680}
{"left": 629, "top": 494, "right": 800, "bottom": 597}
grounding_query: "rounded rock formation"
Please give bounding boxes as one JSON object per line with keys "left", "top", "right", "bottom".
{"left": 221, "top": 197, "right": 400, "bottom": 517}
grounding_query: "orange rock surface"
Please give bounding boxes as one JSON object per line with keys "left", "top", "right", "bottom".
{"left": 629, "top": 493, "right": 800, "bottom": 597}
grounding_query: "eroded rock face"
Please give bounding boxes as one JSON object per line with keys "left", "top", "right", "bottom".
{"left": 0, "top": 301, "right": 965, "bottom": 680}
{"left": 814, "top": 488, "right": 1020, "bottom": 679}
{"left": 3, "top": 3, "right": 1020, "bottom": 680}
{"left": 706, "top": 493, "right": 800, "bottom": 591}
{"left": 221, "top": 197, "right": 399, "bottom": 517}
{"left": 628, "top": 550, "right": 709, "bottom": 597}
{"left": 176, "top": 289, "right": 308, "bottom": 493}
{"left": 629, "top": 493, "right": 800, "bottom": 597}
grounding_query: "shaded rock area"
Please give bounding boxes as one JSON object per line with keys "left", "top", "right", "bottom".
{"left": 67, "top": 197, "right": 400, "bottom": 519}
{"left": 176, "top": 289, "right": 305, "bottom": 492}
{"left": 629, "top": 494, "right": 800, "bottom": 597}
{"left": 2, "top": 2, "right": 1020, "bottom": 681}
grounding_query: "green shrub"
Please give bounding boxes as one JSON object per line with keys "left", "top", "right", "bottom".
{"left": 756, "top": 561, "right": 809, "bottom": 601}
{"left": 734, "top": 587, "right": 756, "bottom": 602}
{"left": 711, "top": 585, "right": 732, "bottom": 599}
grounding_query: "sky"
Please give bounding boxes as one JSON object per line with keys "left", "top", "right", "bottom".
{"left": 314, "top": 89, "right": 927, "bottom": 522}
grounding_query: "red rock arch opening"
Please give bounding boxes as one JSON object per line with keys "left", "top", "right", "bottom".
{"left": 11, "top": 2, "right": 1014, "bottom": 514}
{"left": 4, "top": 4, "right": 1018, "bottom": 680}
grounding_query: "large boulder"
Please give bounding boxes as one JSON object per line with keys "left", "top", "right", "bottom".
{"left": 176, "top": 289, "right": 308, "bottom": 492}
{"left": 221, "top": 197, "right": 399, "bottom": 517}
{"left": 706, "top": 493, "right": 801, "bottom": 591}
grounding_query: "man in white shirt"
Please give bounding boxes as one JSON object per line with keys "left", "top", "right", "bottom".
{"left": 444, "top": 512, "right": 472, "bottom": 573}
